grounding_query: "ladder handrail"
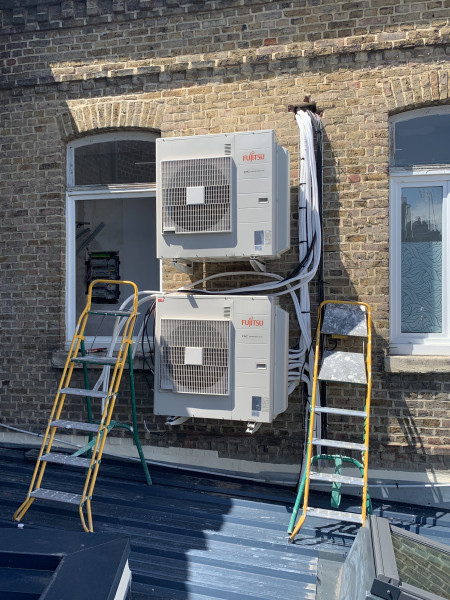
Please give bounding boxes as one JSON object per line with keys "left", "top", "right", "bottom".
{"left": 13, "top": 280, "right": 144, "bottom": 533}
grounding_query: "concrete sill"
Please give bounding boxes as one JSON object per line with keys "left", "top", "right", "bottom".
{"left": 385, "top": 354, "right": 450, "bottom": 373}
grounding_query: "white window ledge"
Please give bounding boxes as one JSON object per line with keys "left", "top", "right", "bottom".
{"left": 385, "top": 354, "right": 450, "bottom": 373}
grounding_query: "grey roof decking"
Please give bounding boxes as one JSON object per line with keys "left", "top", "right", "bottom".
{"left": 0, "top": 444, "right": 449, "bottom": 599}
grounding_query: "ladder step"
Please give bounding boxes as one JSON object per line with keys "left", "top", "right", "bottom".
{"left": 30, "top": 488, "right": 83, "bottom": 505}
{"left": 59, "top": 387, "right": 109, "bottom": 399}
{"left": 72, "top": 356, "right": 117, "bottom": 366}
{"left": 50, "top": 420, "right": 101, "bottom": 433}
{"left": 314, "top": 406, "right": 367, "bottom": 418}
{"left": 318, "top": 351, "right": 367, "bottom": 385}
{"left": 307, "top": 506, "right": 363, "bottom": 524}
{"left": 312, "top": 438, "right": 367, "bottom": 452}
{"left": 40, "top": 453, "right": 92, "bottom": 468}
{"left": 88, "top": 310, "right": 133, "bottom": 317}
{"left": 309, "top": 471, "right": 365, "bottom": 486}
{"left": 321, "top": 303, "right": 367, "bottom": 337}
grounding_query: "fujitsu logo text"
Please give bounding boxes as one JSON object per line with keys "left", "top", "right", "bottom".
{"left": 243, "top": 151, "right": 265, "bottom": 162}
{"left": 241, "top": 317, "right": 264, "bottom": 327}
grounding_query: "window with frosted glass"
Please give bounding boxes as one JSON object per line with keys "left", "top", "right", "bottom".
{"left": 401, "top": 186, "right": 443, "bottom": 333}
{"left": 74, "top": 140, "right": 156, "bottom": 185}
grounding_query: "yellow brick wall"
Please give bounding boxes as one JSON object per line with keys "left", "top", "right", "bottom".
{"left": 1, "top": 0, "right": 449, "bottom": 470}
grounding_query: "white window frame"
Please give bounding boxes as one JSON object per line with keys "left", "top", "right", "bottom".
{"left": 389, "top": 171, "right": 449, "bottom": 355}
{"left": 66, "top": 132, "right": 160, "bottom": 346}
{"left": 389, "top": 107, "right": 450, "bottom": 356}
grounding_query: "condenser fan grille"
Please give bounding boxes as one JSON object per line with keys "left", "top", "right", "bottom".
{"left": 159, "top": 319, "right": 230, "bottom": 395}
{"left": 161, "top": 156, "right": 232, "bottom": 234}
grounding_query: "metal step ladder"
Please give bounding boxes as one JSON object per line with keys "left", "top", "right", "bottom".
{"left": 14, "top": 279, "right": 151, "bottom": 533}
{"left": 288, "top": 300, "right": 372, "bottom": 541}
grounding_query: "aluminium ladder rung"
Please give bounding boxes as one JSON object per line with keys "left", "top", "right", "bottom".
{"left": 314, "top": 406, "right": 367, "bottom": 418}
{"left": 50, "top": 419, "right": 101, "bottom": 433}
{"left": 321, "top": 303, "right": 367, "bottom": 337}
{"left": 40, "top": 453, "right": 92, "bottom": 468}
{"left": 312, "top": 438, "right": 367, "bottom": 452}
{"left": 318, "top": 350, "right": 367, "bottom": 385}
{"left": 59, "top": 387, "right": 109, "bottom": 399}
{"left": 88, "top": 310, "right": 133, "bottom": 317}
{"left": 30, "top": 488, "right": 83, "bottom": 505}
{"left": 309, "top": 471, "right": 365, "bottom": 486}
{"left": 307, "top": 506, "right": 363, "bottom": 524}
{"left": 72, "top": 356, "right": 117, "bottom": 366}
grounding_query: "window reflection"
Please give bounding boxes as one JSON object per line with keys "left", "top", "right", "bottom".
{"left": 392, "top": 531, "right": 450, "bottom": 599}
{"left": 75, "top": 140, "right": 156, "bottom": 185}
{"left": 394, "top": 113, "right": 450, "bottom": 166}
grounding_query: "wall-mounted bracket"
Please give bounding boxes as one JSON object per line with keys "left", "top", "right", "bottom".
{"left": 246, "top": 421, "right": 262, "bottom": 434}
{"left": 166, "top": 415, "right": 190, "bottom": 426}
{"left": 170, "top": 259, "right": 194, "bottom": 275}
{"left": 250, "top": 257, "right": 266, "bottom": 272}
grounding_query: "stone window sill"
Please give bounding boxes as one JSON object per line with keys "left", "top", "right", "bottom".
{"left": 384, "top": 355, "right": 450, "bottom": 373}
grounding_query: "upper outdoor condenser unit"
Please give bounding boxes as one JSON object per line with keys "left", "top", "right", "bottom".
{"left": 156, "top": 130, "right": 290, "bottom": 260}
{"left": 153, "top": 294, "right": 289, "bottom": 423}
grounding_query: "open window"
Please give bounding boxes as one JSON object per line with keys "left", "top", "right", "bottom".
{"left": 66, "top": 132, "right": 160, "bottom": 345}
{"left": 389, "top": 107, "right": 450, "bottom": 355}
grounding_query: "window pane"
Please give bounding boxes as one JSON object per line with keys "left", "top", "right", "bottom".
{"left": 75, "top": 140, "right": 156, "bottom": 185}
{"left": 401, "top": 186, "right": 443, "bottom": 333}
{"left": 392, "top": 531, "right": 450, "bottom": 599}
{"left": 75, "top": 196, "right": 159, "bottom": 337}
{"left": 393, "top": 114, "right": 450, "bottom": 166}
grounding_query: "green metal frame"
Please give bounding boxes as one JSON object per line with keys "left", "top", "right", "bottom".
{"left": 75, "top": 346, "right": 151, "bottom": 485}
{"left": 287, "top": 454, "right": 372, "bottom": 534}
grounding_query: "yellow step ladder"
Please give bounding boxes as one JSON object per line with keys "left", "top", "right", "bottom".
{"left": 288, "top": 300, "right": 372, "bottom": 541}
{"left": 14, "top": 279, "right": 151, "bottom": 532}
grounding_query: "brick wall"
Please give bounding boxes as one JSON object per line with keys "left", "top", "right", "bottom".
{"left": 1, "top": 0, "right": 449, "bottom": 472}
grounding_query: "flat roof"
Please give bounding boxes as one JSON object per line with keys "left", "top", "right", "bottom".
{"left": 0, "top": 444, "right": 449, "bottom": 600}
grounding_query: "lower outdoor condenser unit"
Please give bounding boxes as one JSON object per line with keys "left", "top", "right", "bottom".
{"left": 153, "top": 294, "right": 289, "bottom": 423}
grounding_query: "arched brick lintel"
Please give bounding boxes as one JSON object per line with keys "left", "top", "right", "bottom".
{"left": 380, "top": 69, "right": 449, "bottom": 115}
{"left": 56, "top": 98, "right": 165, "bottom": 141}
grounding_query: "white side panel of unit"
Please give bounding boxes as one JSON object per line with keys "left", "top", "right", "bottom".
{"left": 276, "top": 145, "right": 290, "bottom": 256}
{"left": 232, "top": 297, "right": 275, "bottom": 422}
{"left": 273, "top": 305, "right": 289, "bottom": 418}
{"left": 234, "top": 131, "right": 276, "bottom": 258}
{"left": 156, "top": 130, "right": 290, "bottom": 261}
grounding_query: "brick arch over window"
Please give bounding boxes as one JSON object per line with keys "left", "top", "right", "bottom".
{"left": 380, "top": 69, "right": 449, "bottom": 112}
{"left": 56, "top": 98, "right": 166, "bottom": 141}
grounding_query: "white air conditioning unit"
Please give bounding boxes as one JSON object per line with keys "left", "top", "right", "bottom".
{"left": 153, "top": 294, "right": 289, "bottom": 423}
{"left": 156, "top": 130, "right": 290, "bottom": 260}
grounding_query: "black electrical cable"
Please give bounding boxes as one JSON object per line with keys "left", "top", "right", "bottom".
{"left": 141, "top": 302, "right": 156, "bottom": 391}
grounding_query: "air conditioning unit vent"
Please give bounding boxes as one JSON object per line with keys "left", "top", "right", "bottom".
{"left": 154, "top": 295, "right": 289, "bottom": 423}
{"left": 159, "top": 318, "right": 230, "bottom": 396}
{"left": 157, "top": 130, "right": 290, "bottom": 260}
{"left": 161, "top": 156, "right": 232, "bottom": 234}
